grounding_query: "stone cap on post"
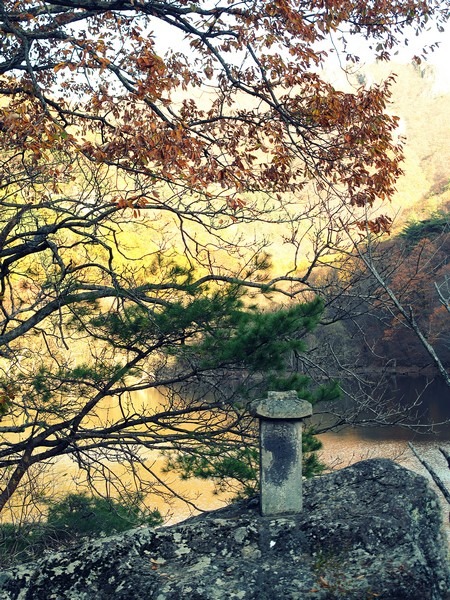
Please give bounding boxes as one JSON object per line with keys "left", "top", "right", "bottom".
{"left": 249, "top": 390, "right": 313, "bottom": 516}
{"left": 249, "top": 390, "right": 313, "bottom": 420}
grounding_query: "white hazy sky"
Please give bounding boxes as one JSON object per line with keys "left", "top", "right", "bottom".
{"left": 153, "top": 16, "right": 450, "bottom": 90}
{"left": 405, "top": 29, "right": 450, "bottom": 91}
{"left": 336, "top": 24, "right": 450, "bottom": 91}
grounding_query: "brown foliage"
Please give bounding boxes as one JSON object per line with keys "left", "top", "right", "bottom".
{"left": 1, "top": 0, "right": 446, "bottom": 218}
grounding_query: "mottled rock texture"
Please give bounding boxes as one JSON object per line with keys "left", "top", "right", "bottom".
{"left": 0, "top": 459, "right": 448, "bottom": 599}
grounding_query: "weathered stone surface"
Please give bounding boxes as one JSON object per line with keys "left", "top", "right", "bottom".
{"left": 0, "top": 459, "right": 448, "bottom": 600}
{"left": 251, "top": 390, "right": 313, "bottom": 515}
{"left": 259, "top": 419, "right": 303, "bottom": 515}
{"left": 249, "top": 390, "right": 313, "bottom": 419}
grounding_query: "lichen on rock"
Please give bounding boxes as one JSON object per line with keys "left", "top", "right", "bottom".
{"left": 0, "top": 459, "right": 448, "bottom": 599}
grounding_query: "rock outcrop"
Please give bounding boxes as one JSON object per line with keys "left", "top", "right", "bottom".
{"left": 0, "top": 459, "right": 448, "bottom": 599}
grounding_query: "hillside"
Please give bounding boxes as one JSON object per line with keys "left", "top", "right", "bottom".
{"left": 316, "top": 207, "right": 450, "bottom": 374}
{"left": 324, "top": 61, "right": 450, "bottom": 228}
{"left": 379, "top": 63, "right": 450, "bottom": 224}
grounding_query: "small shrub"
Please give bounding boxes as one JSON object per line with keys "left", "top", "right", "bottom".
{"left": 45, "top": 493, "right": 162, "bottom": 541}
{"left": 0, "top": 493, "right": 162, "bottom": 568}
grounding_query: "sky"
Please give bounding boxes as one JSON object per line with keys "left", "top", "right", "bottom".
{"left": 408, "top": 29, "right": 450, "bottom": 91}
{"left": 153, "top": 15, "right": 450, "bottom": 91}
{"left": 337, "top": 25, "right": 450, "bottom": 92}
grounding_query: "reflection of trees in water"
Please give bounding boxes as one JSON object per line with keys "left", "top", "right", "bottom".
{"left": 311, "top": 376, "right": 450, "bottom": 442}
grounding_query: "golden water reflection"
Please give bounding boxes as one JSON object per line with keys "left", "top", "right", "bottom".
{"left": 41, "top": 386, "right": 234, "bottom": 525}
{"left": 0, "top": 386, "right": 234, "bottom": 526}
{"left": 3, "top": 384, "right": 450, "bottom": 534}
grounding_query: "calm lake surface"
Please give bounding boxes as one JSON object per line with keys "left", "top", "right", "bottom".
{"left": 170, "top": 375, "right": 450, "bottom": 520}
{"left": 317, "top": 375, "right": 450, "bottom": 539}
{"left": 320, "top": 375, "right": 450, "bottom": 443}
{"left": 10, "top": 375, "right": 450, "bottom": 525}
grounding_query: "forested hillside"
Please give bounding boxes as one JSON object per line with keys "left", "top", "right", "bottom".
{"left": 304, "top": 62, "right": 450, "bottom": 378}
{"left": 365, "top": 62, "right": 450, "bottom": 225}
{"left": 313, "top": 206, "right": 450, "bottom": 376}
{"left": 322, "top": 60, "right": 450, "bottom": 225}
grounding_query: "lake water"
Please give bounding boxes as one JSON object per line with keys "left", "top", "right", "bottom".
{"left": 316, "top": 375, "right": 450, "bottom": 542}
{"left": 136, "top": 375, "right": 449, "bottom": 525}
{"left": 4, "top": 375, "right": 450, "bottom": 526}
{"left": 317, "top": 375, "right": 450, "bottom": 484}
{"left": 150, "top": 375, "right": 450, "bottom": 522}
{"left": 319, "top": 375, "right": 450, "bottom": 442}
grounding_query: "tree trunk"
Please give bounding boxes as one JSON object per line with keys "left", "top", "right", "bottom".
{"left": 0, "top": 448, "right": 33, "bottom": 514}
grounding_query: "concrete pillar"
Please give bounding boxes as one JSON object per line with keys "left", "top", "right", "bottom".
{"left": 249, "top": 390, "right": 313, "bottom": 516}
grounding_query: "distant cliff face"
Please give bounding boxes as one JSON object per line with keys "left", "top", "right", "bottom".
{"left": 385, "top": 63, "right": 450, "bottom": 224}
{"left": 0, "top": 459, "right": 448, "bottom": 600}
{"left": 325, "top": 60, "right": 450, "bottom": 226}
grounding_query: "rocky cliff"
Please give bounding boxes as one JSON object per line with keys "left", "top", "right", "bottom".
{"left": 0, "top": 459, "right": 448, "bottom": 599}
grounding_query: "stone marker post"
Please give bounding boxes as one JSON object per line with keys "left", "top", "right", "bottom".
{"left": 249, "top": 390, "right": 313, "bottom": 516}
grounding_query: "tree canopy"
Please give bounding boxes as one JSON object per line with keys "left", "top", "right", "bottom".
{"left": 0, "top": 0, "right": 449, "bottom": 518}
{"left": 3, "top": 0, "right": 446, "bottom": 227}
